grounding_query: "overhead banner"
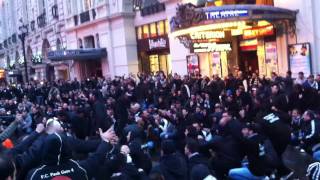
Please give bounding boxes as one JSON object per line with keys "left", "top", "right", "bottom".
{"left": 289, "top": 43, "right": 312, "bottom": 78}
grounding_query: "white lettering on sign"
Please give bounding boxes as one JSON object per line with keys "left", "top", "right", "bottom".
{"left": 190, "top": 31, "right": 225, "bottom": 40}
{"left": 193, "top": 43, "right": 232, "bottom": 52}
{"left": 149, "top": 38, "right": 167, "bottom": 50}
{"left": 206, "top": 10, "right": 249, "bottom": 20}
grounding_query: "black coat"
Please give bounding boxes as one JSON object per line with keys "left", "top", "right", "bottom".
{"left": 26, "top": 133, "right": 112, "bottom": 180}
{"left": 153, "top": 153, "right": 188, "bottom": 180}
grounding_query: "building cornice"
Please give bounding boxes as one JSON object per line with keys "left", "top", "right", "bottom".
{"left": 65, "top": 12, "right": 135, "bottom": 33}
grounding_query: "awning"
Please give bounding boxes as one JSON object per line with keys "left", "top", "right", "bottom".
{"left": 170, "top": 4, "right": 298, "bottom": 36}
{"left": 7, "top": 70, "right": 22, "bottom": 77}
{"left": 48, "top": 48, "right": 107, "bottom": 61}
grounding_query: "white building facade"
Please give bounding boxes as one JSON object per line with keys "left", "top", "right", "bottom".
{"left": 0, "top": 0, "right": 67, "bottom": 82}
{"left": 0, "top": 0, "right": 319, "bottom": 82}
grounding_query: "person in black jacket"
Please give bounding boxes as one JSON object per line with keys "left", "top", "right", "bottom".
{"left": 258, "top": 110, "right": 293, "bottom": 180}
{"left": 26, "top": 127, "right": 118, "bottom": 180}
{"left": 184, "top": 138, "right": 210, "bottom": 179}
{"left": 299, "top": 110, "right": 320, "bottom": 160}
{"left": 151, "top": 140, "right": 187, "bottom": 180}
{"left": 207, "top": 111, "right": 245, "bottom": 179}
{"left": 228, "top": 124, "right": 271, "bottom": 179}
{"left": 9, "top": 119, "right": 101, "bottom": 180}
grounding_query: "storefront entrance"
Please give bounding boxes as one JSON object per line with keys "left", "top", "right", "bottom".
{"left": 79, "top": 60, "right": 102, "bottom": 79}
{"left": 170, "top": 3, "right": 297, "bottom": 77}
{"left": 149, "top": 54, "right": 170, "bottom": 74}
{"left": 239, "top": 50, "right": 259, "bottom": 75}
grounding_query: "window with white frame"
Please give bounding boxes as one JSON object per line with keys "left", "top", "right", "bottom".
{"left": 66, "top": 0, "right": 72, "bottom": 15}
{"left": 38, "top": 0, "right": 45, "bottom": 14}
{"left": 84, "top": 0, "right": 93, "bottom": 10}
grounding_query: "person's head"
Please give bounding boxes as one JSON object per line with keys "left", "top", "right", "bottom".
{"left": 286, "top": 71, "right": 292, "bottom": 77}
{"left": 184, "top": 138, "right": 199, "bottom": 157}
{"left": 303, "top": 110, "right": 315, "bottom": 122}
{"left": 291, "top": 109, "right": 301, "bottom": 119}
{"left": 252, "top": 73, "right": 257, "bottom": 78}
{"left": 192, "top": 122, "right": 201, "bottom": 132}
{"left": 308, "top": 75, "right": 315, "bottom": 83}
{"left": 221, "top": 111, "right": 232, "bottom": 122}
{"left": 182, "top": 108, "right": 188, "bottom": 116}
{"left": 241, "top": 126, "right": 254, "bottom": 138}
{"left": 130, "top": 103, "right": 140, "bottom": 113}
{"left": 161, "top": 140, "right": 176, "bottom": 156}
{"left": 46, "top": 118, "right": 63, "bottom": 134}
{"left": 271, "top": 83, "right": 279, "bottom": 94}
{"left": 195, "top": 106, "right": 201, "bottom": 113}
{"left": 298, "top": 72, "right": 304, "bottom": 79}
{"left": 31, "top": 105, "right": 39, "bottom": 114}
{"left": 0, "top": 156, "right": 15, "bottom": 180}
{"left": 214, "top": 103, "right": 222, "bottom": 113}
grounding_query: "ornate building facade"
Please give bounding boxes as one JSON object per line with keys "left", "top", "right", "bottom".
{"left": 0, "top": 0, "right": 319, "bottom": 82}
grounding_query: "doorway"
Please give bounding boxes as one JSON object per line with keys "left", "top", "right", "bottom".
{"left": 239, "top": 51, "right": 259, "bottom": 75}
{"left": 148, "top": 54, "right": 169, "bottom": 75}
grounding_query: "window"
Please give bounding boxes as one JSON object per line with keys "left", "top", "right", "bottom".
{"left": 96, "top": 33, "right": 100, "bottom": 48}
{"left": 150, "top": 23, "right": 157, "bottom": 38}
{"left": 137, "top": 26, "right": 143, "bottom": 40}
{"left": 66, "top": 0, "right": 72, "bottom": 15}
{"left": 38, "top": 0, "right": 45, "bottom": 14}
{"left": 143, "top": 24, "right": 149, "bottom": 38}
{"left": 157, "top": 21, "right": 165, "bottom": 36}
{"left": 165, "top": 20, "right": 170, "bottom": 34}
{"left": 56, "top": 39, "right": 62, "bottom": 50}
{"left": 84, "top": 0, "right": 92, "bottom": 10}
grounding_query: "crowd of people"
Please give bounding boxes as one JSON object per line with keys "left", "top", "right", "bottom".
{"left": 0, "top": 70, "right": 320, "bottom": 180}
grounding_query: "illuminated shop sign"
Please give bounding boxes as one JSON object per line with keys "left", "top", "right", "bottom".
{"left": 193, "top": 42, "right": 232, "bottom": 53}
{"left": 205, "top": 10, "right": 249, "bottom": 20}
{"left": 149, "top": 38, "right": 167, "bottom": 50}
{"left": 243, "top": 25, "right": 274, "bottom": 39}
{"left": 190, "top": 31, "right": 225, "bottom": 40}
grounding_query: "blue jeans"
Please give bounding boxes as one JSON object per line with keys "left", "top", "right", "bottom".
{"left": 313, "top": 150, "right": 320, "bottom": 161}
{"left": 229, "top": 167, "right": 267, "bottom": 180}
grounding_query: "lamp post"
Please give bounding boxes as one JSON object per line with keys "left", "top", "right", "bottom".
{"left": 18, "top": 24, "right": 29, "bottom": 83}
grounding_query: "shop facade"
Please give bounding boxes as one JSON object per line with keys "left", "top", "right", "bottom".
{"left": 169, "top": 3, "right": 297, "bottom": 77}
{"left": 133, "top": 0, "right": 320, "bottom": 78}
{"left": 136, "top": 19, "right": 172, "bottom": 75}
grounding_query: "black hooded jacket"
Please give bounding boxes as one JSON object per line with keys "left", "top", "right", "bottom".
{"left": 26, "top": 133, "right": 112, "bottom": 180}
{"left": 153, "top": 153, "right": 188, "bottom": 180}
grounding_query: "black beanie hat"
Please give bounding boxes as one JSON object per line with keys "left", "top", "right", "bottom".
{"left": 161, "top": 140, "right": 176, "bottom": 155}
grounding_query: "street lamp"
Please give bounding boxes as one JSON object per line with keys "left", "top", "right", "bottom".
{"left": 18, "top": 24, "right": 29, "bottom": 83}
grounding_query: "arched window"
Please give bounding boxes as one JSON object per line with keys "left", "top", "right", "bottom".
{"left": 78, "top": 38, "right": 83, "bottom": 48}
{"left": 56, "top": 38, "right": 62, "bottom": 50}
{"left": 42, "top": 39, "right": 51, "bottom": 60}
{"left": 27, "top": 46, "right": 33, "bottom": 62}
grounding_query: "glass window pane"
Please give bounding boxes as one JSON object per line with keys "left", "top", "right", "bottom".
{"left": 143, "top": 25, "right": 149, "bottom": 38}
{"left": 137, "top": 27, "right": 143, "bottom": 39}
{"left": 165, "top": 19, "right": 170, "bottom": 34}
{"left": 150, "top": 55, "right": 159, "bottom": 73}
{"left": 150, "top": 23, "right": 157, "bottom": 37}
{"left": 157, "top": 21, "right": 165, "bottom": 36}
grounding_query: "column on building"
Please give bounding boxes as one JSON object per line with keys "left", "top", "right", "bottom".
{"left": 165, "top": 1, "right": 189, "bottom": 76}
{"left": 107, "top": 0, "right": 139, "bottom": 77}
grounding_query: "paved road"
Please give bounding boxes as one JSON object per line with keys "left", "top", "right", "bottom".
{"left": 283, "top": 146, "right": 313, "bottom": 179}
